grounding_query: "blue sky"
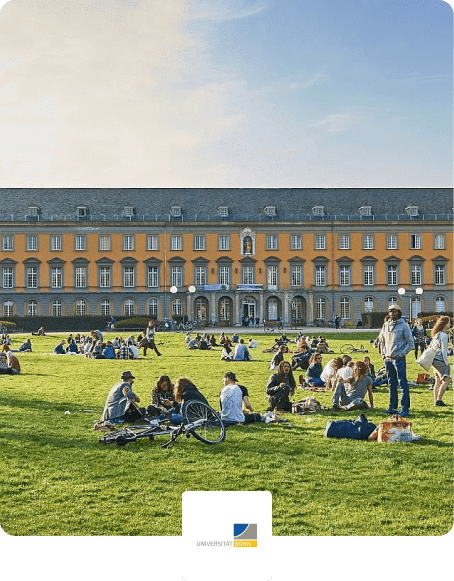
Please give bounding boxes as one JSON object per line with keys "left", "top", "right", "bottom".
{"left": 0, "top": 0, "right": 452, "bottom": 186}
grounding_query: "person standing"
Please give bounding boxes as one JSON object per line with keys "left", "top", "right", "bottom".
{"left": 430, "top": 315, "right": 451, "bottom": 407}
{"left": 377, "top": 304, "right": 414, "bottom": 417}
{"left": 140, "top": 320, "right": 162, "bottom": 357}
{"left": 411, "top": 318, "right": 427, "bottom": 359}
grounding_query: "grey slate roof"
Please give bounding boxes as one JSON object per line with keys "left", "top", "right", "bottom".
{"left": 0, "top": 188, "right": 452, "bottom": 222}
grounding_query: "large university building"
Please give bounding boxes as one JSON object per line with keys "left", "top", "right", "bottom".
{"left": 0, "top": 188, "right": 452, "bottom": 325}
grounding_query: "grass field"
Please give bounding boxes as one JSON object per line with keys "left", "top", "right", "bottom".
{"left": 0, "top": 330, "right": 452, "bottom": 536}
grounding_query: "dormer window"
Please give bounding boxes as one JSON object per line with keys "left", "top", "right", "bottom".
{"left": 76, "top": 206, "right": 88, "bottom": 218}
{"left": 405, "top": 205, "right": 419, "bottom": 217}
{"left": 359, "top": 206, "right": 372, "bottom": 216}
{"left": 312, "top": 205, "right": 325, "bottom": 217}
{"left": 171, "top": 205, "right": 182, "bottom": 217}
{"left": 124, "top": 206, "right": 135, "bottom": 217}
{"left": 28, "top": 206, "right": 40, "bottom": 216}
{"left": 218, "top": 206, "right": 229, "bottom": 217}
{"left": 264, "top": 206, "right": 276, "bottom": 217}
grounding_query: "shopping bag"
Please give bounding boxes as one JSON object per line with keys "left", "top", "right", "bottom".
{"left": 378, "top": 415, "right": 412, "bottom": 442}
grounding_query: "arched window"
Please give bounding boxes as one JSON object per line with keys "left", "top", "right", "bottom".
{"left": 340, "top": 297, "right": 351, "bottom": 320}
{"left": 291, "top": 297, "right": 304, "bottom": 322}
{"left": 219, "top": 297, "right": 232, "bottom": 322}
{"left": 2, "top": 300, "right": 13, "bottom": 317}
{"left": 388, "top": 296, "right": 398, "bottom": 306}
{"left": 364, "top": 296, "right": 374, "bottom": 313}
{"left": 27, "top": 300, "right": 38, "bottom": 316}
{"left": 195, "top": 297, "right": 208, "bottom": 320}
{"left": 316, "top": 297, "right": 326, "bottom": 320}
{"left": 148, "top": 298, "right": 159, "bottom": 317}
{"left": 51, "top": 299, "right": 62, "bottom": 317}
{"left": 435, "top": 296, "right": 446, "bottom": 312}
{"left": 100, "top": 299, "right": 111, "bottom": 316}
{"left": 171, "top": 299, "right": 183, "bottom": 316}
{"left": 267, "top": 297, "right": 278, "bottom": 320}
{"left": 123, "top": 300, "right": 135, "bottom": 316}
{"left": 411, "top": 297, "right": 422, "bottom": 319}
{"left": 75, "top": 299, "right": 87, "bottom": 316}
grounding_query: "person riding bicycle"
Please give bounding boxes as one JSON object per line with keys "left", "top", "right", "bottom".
{"left": 101, "top": 370, "right": 145, "bottom": 424}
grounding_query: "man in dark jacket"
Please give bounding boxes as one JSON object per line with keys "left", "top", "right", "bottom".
{"left": 101, "top": 371, "right": 144, "bottom": 423}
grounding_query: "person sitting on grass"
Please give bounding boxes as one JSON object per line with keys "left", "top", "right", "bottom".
{"left": 231, "top": 332, "right": 239, "bottom": 343}
{"left": 173, "top": 377, "right": 210, "bottom": 408}
{"left": 332, "top": 361, "right": 374, "bottom": 411}
{"left": 234, "top": 338, "right": 251, "bottom": 361}
{"left": 102, "top": 340, "right": 116, "bottom": 360}
{"left": 219, "top": 371, "right": 261, "bottom": 425}
{"left": 117, "top": 340, "right": 133, "bottom": 359}
{"left": 363, "top": 356, "right": 376, "bottom": 381}
{"left": 101, "top": 370, "right": 144, "bottom": 424}
{"left": 265, "top": 360, "right": 296, "bottom": 412}
{"left": 248, "top": 338, "right": 258, "bottom": 349}
{"left": 187, "top": 337, "right": 199, "bottom": 350}
{"left": 291, "top": 344, "right": 314, "bottom": 371}
{"left": 6, "top": 350, "right": 21, "bottom": 374}
{"left": 305, "top": 353, "right": 325, "bottom": 387}
{"left": 221, "top": 343, "right": 234, "bottom": 362}
{"left": 0, "top": 352, "right": 11, "bottom": 374}
{"left": 269, "top": 344, "right": 286, "bottom": 370}
{"left": 53, "top": 340, "right": 66, "bottom": 355}
{"left": 31, "top": 327, "right": 46, "bottom": 336}
{"left": 147, "top": 375, "right": 176, "bottom": 416}
{"left": 321, "top": 357, "right": 344, "bottom": 390}
{"left": 16, "top": 339, "right": 32, "bottom": 352}
{"left": 316, "top": 337, "right": 333, "bottom": 354}
{"left": 66, "top": 339, "right": 79, "bottom": 355}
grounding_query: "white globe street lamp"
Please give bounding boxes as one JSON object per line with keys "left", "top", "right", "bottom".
{"left": 398, "top": 287, "right": 423, "bottom": 320}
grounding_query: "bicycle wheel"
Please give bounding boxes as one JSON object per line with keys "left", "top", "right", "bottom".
{"left": 340, "top": 344, "right": 355, "bottom": 354}
{"left": 264, "top": 326, "right": 274, "bottom": 334}
{"left": 181, "top": 400, "right": 225, "bottom": 445}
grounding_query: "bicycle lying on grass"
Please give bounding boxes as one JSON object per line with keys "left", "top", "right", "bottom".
{"left": 340, "top": 344, "right": 368, "bottom": 354}
{"left": 98, "top": 400, "right": 226, "bottom": 448}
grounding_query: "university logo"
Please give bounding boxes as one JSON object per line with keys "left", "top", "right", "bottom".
{"left": 233, "top": 523, "right": 257, "bottom": 547}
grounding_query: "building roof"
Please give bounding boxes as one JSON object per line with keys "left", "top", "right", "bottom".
{"left": 0, "top": 188, "right": 451, "bottom": 222}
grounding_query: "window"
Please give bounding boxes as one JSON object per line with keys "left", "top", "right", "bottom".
{"left": 148, "top": 298, "right": 159, "bottom": 317}
{"left": 27, "top": 300, "right": 38, "bottom": 316}
{"left": 264, "top": 206, "right": 276, "bottom": 217}
{"left": 435, "top": 296, "right": 446, "bottom": 312}
{"left": 359, "top": 206, "right": 372, "bottom": 216}
{"left": 171, "top": 299, "right": 183, "bottom": 316}
{"left": 170, "top": 236, "right": 182, "bottom": 251}
{"left": 363, "top": 235, "right": 374, "bottom": 250}
{"left": 218, "top": 206, "right": 229, "bottom": 217}
{"left": 123, "top": 235, "right": 135, "bottom": 251}
{"left": 364, "top": 297, "right": 374, "bottom": 312}
{"left": 434, "top": 235, "right": 445, "bottom": 250}
{"left": 316, "top": 297, "right": 326, "bottom": 319}
{"left": 99, "top": 235, "right": 111, "bottom": 251}
{"left": 315, "top": 235, "right": 326, "bottom": 250}
{"left": 124, "top": 206, "right": 135, "bottom": 217}
{"left": 123, "top": 300, "right": 135, "bottom": 316}
{"left": 76, "top": 206, "right": 88, "bottom": 218}
{"left": 266, "top": 235, "right": 278, "bottom": 250}
{"left": 147, "top": 235, "right": 159, "bottom": 251}
{"left": 124, "top": 267, "right": 135, "bottom": 288}
{"left": 387, "top": 234, "right": 398, "bottom": 250}
{"left": 171, "top": 266, "right": 183, "bottom": 287}
{"left": 75, "top": 267, "right": 87, "bottom": 288}
{"left": 2, "top": 267, "right": 13, "bottom": 289}
{"left": 267, "top": 265, "right": 278, "bottom": 289}
{"left": 340, "top": 297, "right": 351, "bottom": 319}
{"left": 315, "top": 265, "right": 326, "bottom": 286}
{"left": 51, "top": 299, "right": 63, "bottom": 317}
{"left": 291, "top": 265, "right": 302, "bottom": 287}
{"left": 290, "top": 235, "right": 302, "bottom": 250}
{"left": 75, "top": 235, "right": 86, "bottom": 251}
{"left": 363, "top": 265, "right": 374, "bottom": 286}
{"left": 195, "top": 266, "right": 207, "bottom": 286}
{"left": 218, "top": 235, "right": 230, "bottom": 251}
{"left": 195, "top": 298, "right": 208, "bottom": 320}
{"left": 388, "top": 296, "right": 399, "bottom": 307}
{"left": 27, "top": 235, "right": 38, "bottom": 251}
{"left": 28, "top": 206, "right": 40, "bottom": 216}
{"left": 219, "top": 297, "right": 231, "bottom": 321}
{"left": 387, "top": 265, "right": 398, "bottom": 286}
{"left": 2, "top": 235, "right": 14, "bottom": 251}
{"left": 51, "top": 236, "right": 62, "bottom": 251}
{"left": 338, "top": 235, "right": 350, "bottom": 250}
{"left": 435, "top": 265, "right": 445, "bottom": 285}
{"left": 242, "top": 266, "right": 254, "bottom": 285}
{"left": 27, "top": 267, "right": 38, "bottom": 288}
{"left": 100, "top": 299, "right": 111, "bottom": 316}
{"left": 51, "top": 267, "right": 62, "bottom": 289}
{"left": 410, "top": 234, "right": 421, "bottom": 250}
{"left": 2, "top": 301, "right": 14, "bottom": 317}
{"left": 267, "top": 298, "right": 279, "bottom": 320}
{"left": 147, "top": 266, "right": 159, "bottom": 288}
{"left": 339, "top": 265, "right": 350, "bottom": 286}
{"left": 219, "top": 266, "right": 230, "bottom": 286}
{"left": 312, "top": 206, "right": 325, "bottom": 217}
{"left": 411, "top": 265, "right": 422, "bottom": 286}
{"left": 75, "top": 299, "right": 87, "bottom": 316}
{"left": 193, "top": 235, "right": 206, "bottom": 251}
{"left": 100, "top": 267, "right": 111, "bottom": 288}
{"left": 171, "top": 206, "right": 181, "bottom": 217}
{"left": 405, "top": 205, "right": 419, "bottom": 217}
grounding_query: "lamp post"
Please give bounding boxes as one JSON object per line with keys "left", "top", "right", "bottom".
{"left": 398, "top": 287, "right": 423, "bottom": 320}
{"left": 187, "top": 285, "right": 196, "bottom": 323}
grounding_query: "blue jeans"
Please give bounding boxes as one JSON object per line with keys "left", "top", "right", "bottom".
{"left": 306, "top": 377, "right": 325, "bottom": 387}
{"left": 384, "top": 357, "right": 410, "bottom": 412}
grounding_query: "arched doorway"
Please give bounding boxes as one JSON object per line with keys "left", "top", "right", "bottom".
{"left": 242, "top": 296, "right": 256, "bottom": 324}
{"left": 291, "top": 296, "right": 306, "bottom": 325}
{"left": 266, "top": 296, "right": 282, "bottom": 321}
{"left": 195, "top": 296, "right": 209, "bottom": 321}
{"left": 218, "top": 296, "right": 233, "bottom": 325}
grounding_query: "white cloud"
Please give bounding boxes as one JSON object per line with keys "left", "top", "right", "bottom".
{"left": 308, "top": 112, "right": 361, "bottom": 134}
{"left": 185, "top": 0, "right": 269, "bottom": 23}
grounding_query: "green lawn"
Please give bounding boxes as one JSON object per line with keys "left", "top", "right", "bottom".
{"left": 1, "top": 331, "right": 452, "bottom": 536}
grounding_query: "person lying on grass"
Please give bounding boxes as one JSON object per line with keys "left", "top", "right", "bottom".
{"left": 265, "top": 360, "right": 296, "bottom": 412}
{"left": 332, "top": 361, "right": 374, "bottom": 411}
{"left": 101, "top": 370, "right": 144, "bottom": 424}
{"left": 219, "top": 371, "right": 261, "bottom": 425}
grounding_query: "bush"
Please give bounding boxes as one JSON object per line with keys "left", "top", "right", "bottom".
{"left": 114, "top": 317, "right": 151, "bottom": 328}
{"left": 0, "top": 320, "right": 16, "bottom": 330}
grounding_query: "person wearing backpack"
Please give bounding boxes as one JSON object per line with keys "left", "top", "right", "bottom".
{"left": 430, "top": 315, "right": 451, "bottom": 407}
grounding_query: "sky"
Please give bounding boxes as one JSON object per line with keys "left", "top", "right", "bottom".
{"left": 0, "top": 0, "right": 452, "bottom": 187}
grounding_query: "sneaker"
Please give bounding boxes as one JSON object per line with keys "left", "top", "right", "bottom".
{"left": 435, "top": 400, "right": 447, "bottom": 407}
{"left": 384, "top": 408, "right": 399, "bottom": 415}
{"left": 399, "top": 409, "right": 410, "bottom": 417}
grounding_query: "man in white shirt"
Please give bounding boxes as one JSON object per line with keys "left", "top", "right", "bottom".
{"left": 233, "top": 339, "right": 251, "bottom": 361}
{"left": 219, "top": 372, "right": 245, "bottom": 424}
{"left": 248, "top": 338, "right": 258, "bottom": 348}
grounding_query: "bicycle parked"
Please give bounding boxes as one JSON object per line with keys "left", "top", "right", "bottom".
{"left": 340, "top": 344, "right": 368, "bottom": 354}
{"left": 264, "top": 321, "right": 284, "bottom": 334}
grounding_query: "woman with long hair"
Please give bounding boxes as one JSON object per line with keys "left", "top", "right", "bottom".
{"left": 332, "top": 360, "right": 374, "bottom": 410}
{"left": 430, "top": 315, "right": 451, "bottom": 407}
{"left": 149, "top": 375, "right": 175, "bottom": 415}
{"left": 305, "top": 353, "right": 325, "bottom": 387}
{"left": 412, "top": 318, "right": 427, "bottom": 359}
{"left": 173, "top": 377, "right": 209, "bottom": 407}
{"left": 269, "top": 344, "right": 287, "bottom": 370}
{"left": 265, "top": 360, "right": 296, "bottom": 412}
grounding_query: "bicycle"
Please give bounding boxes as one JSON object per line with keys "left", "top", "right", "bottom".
{"left": 264, "top": 322, "right": 284, "bottom": 334}
{"left": 340, "top": 344, "right": 368, "bottom": 354}
{"left": 98, "top": 400, "right": 226, "bottom": 448}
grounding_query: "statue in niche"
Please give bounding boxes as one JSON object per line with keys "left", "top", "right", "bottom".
{"left": 244, "top": 236, "right": 252, "bottom": 254}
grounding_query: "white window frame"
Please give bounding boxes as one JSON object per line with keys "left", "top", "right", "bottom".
{"left": 171, "top": 206, "right": 182, "bottom": 217}
{"left": 99, "top": 235, "right": 111, "bottom": 251}
{"left": 267, "top": 265, "right": 278, "bottom": 289}
{"left": 27, "top": 300, "right": 38, "bottom": 316}
{"left": 434, "top": 234, "right": 445, "bottom": 250}
{"left": 339, "top": 265, "right": 350, "bottom": 286}
{"left": 387, "top": 265, "right": 398, "bottom": 286}
{"left": 312, "top": 206, "right": 325, "bottom": 217}
{"left": 27, "top": 267, "right": 38, "bottom": 289}
{"left": 291, "top": 265, "right": 302, "bottom": 287}
{"left": 100, "top": 299, "right": 111, "bottom": 316}
{"left": 75, "top": 299, "right": 87, "bottom": 316}
{"left": 242, "top": 266, "right": 254, "bottom": 285}
{"left": 75, "top": 267, "right": 87, "bottom": 288}
{"left": 290, "top": 235, "right": 302, "bottom": 250}
{"left": 219, "top": 266, "right": 230, "bottom": 286}
{"left": 195, "top": 266, "right": 207, "bottom": 286}
{"left": 2, "top": 267, "right": 13, "bottom": 289}
{"left": 147, "top": 266, "right": 159, "bottom": 288}
{"left": 218, "top": 235, "right": 230, "bottom": 251}
{"left": 51, "top": 235, "right": 62, "bottom": 251}
{"left": 338, "top": 235, "right": 350, "bottom": 250}
{"left": 2, "top": 236, "right": 14, "bottom": 251}
{"left": 75, "top": 235, "right": 87, "bottom": 251}
{"left": 316, "top": 297, "right": 326, "bottom": 319}
{"left": 387, "top": 234, "right": 398, "bottom": 250}
{"left": 100, "top": 267, "right": 111, "bottom": 288}
{"left": 340, "top": 297, "right": 351, "bottom": 320}
{"left": 435, "top": 296, "right": 446, "bottom": 312}
{"left": 52, "top": 299, "right": 63, "bottom": 317}
{"left": 170, "top": 236, "right": 182, "bottom": 251}
{"left": 364, "top": 297, "right": 374, "bottom": 312}
{"left": 27, "top": 235, "right": 38, "bottom": 251}
{"left": 147, "top": 235, "right": 159, "bottom": 251}
{"left": 123, "top": 299, "right": 135, "bottom": 316}
{"left": 171, "top": 266, "right": 183, "bottom": 288}
{"left": 123, "top": 235, "right": 135, "bottom": 251}
{"left": 76, "top": 206, "right": 88, "bottom": 218}
{"left": 363, "top": 265, "right": 374, "bottom": 286}
{"left": 3, "top": 300, "right": 14, "bottom": 317}
{"left": 359, "top": 206, "right": 372, "bottom": 216}
{"left": 171, "top": 298, "right": 183, "bottom": 316}
{"left": 315, "top": 265, "right": 326, "bottom": 286}
{"left": 264, "top": 206, "right": 276, "bottom": 217}
{"left": 124, "top": 267, "right": 135, "bottom": 288}
{"left": 435, "top": 265, "right": 445, "bottom": 286}
{"left": 193, "top": 235, "right": 206, "bottom": 251}
{"left": 411, "top": 264, "right": 422, "bottom": 286}
{"left": 266, "top": 235, "right": 278, "bottom": 250}
{"left": 218, "top": 206, "right": 229, "bottom": 217}
{"left": 51, "top": 267, "right": 63, "bottom": 289}
{"left": 363, "top": 235, "right": 374, "bottom": 250}
{"left": 148, "top": 298, "right": 159, "bottom": 317}
{"left": 410, "top": 234, "right": 421, "bottom": 250}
